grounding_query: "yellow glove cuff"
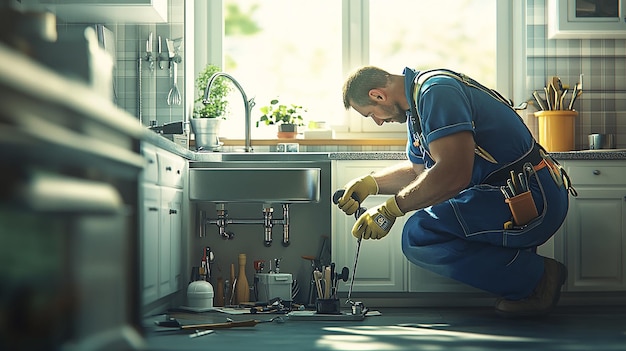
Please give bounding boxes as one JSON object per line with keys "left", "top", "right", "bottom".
{"left": 363, "top": 174, "right": 379, "bottom": 195}
{"left": 385, "top": 196, "right": 405, "bottom": 217}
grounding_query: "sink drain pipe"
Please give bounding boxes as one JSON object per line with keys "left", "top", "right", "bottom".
{"left": 201, "top": 203, "right": 291, "bottom": 247}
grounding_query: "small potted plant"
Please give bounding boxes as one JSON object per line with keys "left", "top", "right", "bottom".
{"left": 257, "top": 99, "right": 306, "bottom": 139}
{"left": 190, "top": 63, "right": 231, "bottom": 150}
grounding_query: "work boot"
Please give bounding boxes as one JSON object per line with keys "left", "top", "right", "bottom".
{"left": 495, "top": 258, "right": 567, "bottom": 318}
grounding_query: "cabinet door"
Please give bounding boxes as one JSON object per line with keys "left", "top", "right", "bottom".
{"left": 565, "top": 187, "right": 626, "bottom": 291}
{"left": 332, "top": 160, "right": 406, "bottom": 292}
{"left": 159, "top": 187, "right": 183, "bottom": 297}
{"left": 548, "top": 0, "right": 626, "bottom": 38}
{"left": 141, "top": 184, "right": 160, "bottom": 304}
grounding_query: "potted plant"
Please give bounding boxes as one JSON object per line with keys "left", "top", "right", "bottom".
{"left": 257, "top": 99, "right": 306, "bottom": 139}
{"left": 190, "top": 63, "right": 231, "bottom": 150}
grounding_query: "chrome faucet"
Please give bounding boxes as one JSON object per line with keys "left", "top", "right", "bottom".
{"left": 202, "top": 72, "right": 255, "bottom": 152}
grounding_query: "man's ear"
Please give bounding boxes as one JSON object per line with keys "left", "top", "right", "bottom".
{"left": 368, "top": 88, "right": 386, "bottom": 102}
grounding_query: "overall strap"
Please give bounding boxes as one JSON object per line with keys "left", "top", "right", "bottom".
{"left": 409, "top": 69, "right": 530, "bottom": 165}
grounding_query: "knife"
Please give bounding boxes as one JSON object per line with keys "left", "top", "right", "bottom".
{"left": 158, "top": 36, "right": 165, "bottom": 69}
{"left": 146, "top": 32, "right": 152, "bottom": 53}
{"left": 166, "top": 38, "right": 175, "bottom": 58}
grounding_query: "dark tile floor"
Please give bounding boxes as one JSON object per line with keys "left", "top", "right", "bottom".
{"left": 144, "top": 305, "right": 626, "bottom": 351}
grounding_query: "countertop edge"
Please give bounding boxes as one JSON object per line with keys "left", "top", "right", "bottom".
{"left": 148, "top": 133, "right": 626, "bottom": 161}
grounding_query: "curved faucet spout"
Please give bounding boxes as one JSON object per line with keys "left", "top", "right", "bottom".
{"left": 202, "top": 72, "right": 254, "bottom": 152}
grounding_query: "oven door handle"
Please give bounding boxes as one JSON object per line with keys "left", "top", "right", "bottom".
{"left": 13, "top": 169, "right": 123, "bottom": 215}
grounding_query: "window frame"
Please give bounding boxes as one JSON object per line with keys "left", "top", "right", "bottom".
{"left": 193, "top": 0, "right": 520, "bottom": 138}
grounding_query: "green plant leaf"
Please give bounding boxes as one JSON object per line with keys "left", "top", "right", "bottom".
{"left": 256, "top": 98, "right": 307, "bottom": 127}
{"left": 193, "top": 64, "right": 232, "bottom": 119}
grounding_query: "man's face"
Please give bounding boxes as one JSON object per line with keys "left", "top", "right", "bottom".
{"left": 351, "top": 100, "right": 407, "bottom": 125}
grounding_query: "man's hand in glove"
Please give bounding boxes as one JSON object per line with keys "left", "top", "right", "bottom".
{"left": 338, "top": 174, "right": 378, "bottom": 215}
{"left": 352, "top": 197, "right": 405, "bottom": 240}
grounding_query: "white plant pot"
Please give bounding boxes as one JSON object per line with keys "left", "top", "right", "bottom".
{"left": 190, "top": 118, "right": 223, "bottom": 151}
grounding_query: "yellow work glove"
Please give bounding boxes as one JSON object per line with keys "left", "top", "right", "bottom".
{"left": 352, "top": 197, "right": 405, "bottom": 240}
{"left": 338, "top": 174, "right": 378, "bottom": 215}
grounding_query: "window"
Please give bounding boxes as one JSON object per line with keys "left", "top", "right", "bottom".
{"left": 362, "top": 0, "right": 497, "bottom": 133}
{"left": 221, "top": 0, "right": 342, "bottom": 139}
{"left": 204, "top": 0, "right": 508, "bottom": 139}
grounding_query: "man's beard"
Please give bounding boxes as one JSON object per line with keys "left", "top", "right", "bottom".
{"left": 380, "top": 103, "right": 407, "bottom": 123}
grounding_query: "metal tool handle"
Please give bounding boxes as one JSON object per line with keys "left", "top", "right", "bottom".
{"left": 333, "top": 189, "right": 365, "bottom": 306}
{"left": 332, "top": 189, "right": 366, "bottom": 218}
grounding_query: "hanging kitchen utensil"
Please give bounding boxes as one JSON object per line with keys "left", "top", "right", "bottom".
{"left": 166, "top": 38, "right": 175, "bottom": 62}
{"left": 167, "top": 61, "right": 181, "bottom": 105}
{"left": 158, "top": 35, "right": 165, "bottom": 70}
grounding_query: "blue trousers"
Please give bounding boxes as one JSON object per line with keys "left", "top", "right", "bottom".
{"left": 401, "top": 166, "right": 569, "bottom": 300}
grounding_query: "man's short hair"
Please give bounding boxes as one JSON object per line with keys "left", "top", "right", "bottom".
{"left": 342, "top": 66, "right": 390, "bottom": 109}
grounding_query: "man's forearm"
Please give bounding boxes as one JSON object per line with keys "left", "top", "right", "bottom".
{"left": 373, "top": 160, "right": 421, "bottom": 195}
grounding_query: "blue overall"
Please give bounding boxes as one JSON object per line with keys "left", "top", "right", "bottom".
{"left": 401, "top": 67, "right": 569, "bottom": 300}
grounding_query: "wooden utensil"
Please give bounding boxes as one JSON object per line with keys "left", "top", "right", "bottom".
{"left": 156, "top": 318, "right": 260, "bottom": 330}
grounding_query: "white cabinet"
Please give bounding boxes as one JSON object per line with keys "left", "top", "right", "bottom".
{"left": 140, "top": 143, "right": 186, "bottom": 305}
{"left": 332, "top": 160, "right": 514, "bottom": 294}
{"left": 158, "top": 187, "right": 183, "bottom": 297}
{"left": 33, "top": 0, "right": 168, "bottom": 23}
{"left": 548, "top": 0, "right": 626, "bottom": 38}
{"left": 332, "top": 160, "right": 406, "bottom": 292}
{"left": 141, "top": 184, "right": 160, "bottom": 303}
{"left": 559, "top": 160, "right": 626, "bottom": 291}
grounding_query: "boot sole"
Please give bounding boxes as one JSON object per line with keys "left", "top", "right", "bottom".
{"left": 495, "top": 261, "right": 568, "bottom": 318}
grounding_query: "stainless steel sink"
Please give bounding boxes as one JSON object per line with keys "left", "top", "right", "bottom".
{"left": 189, "top": 153, "right": 327, "bottom": 203}
{"left": 189, "top": 165, "right": 320, "bottom": 203}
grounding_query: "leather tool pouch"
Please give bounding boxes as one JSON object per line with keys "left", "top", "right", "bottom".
{"left": 505, "top": 191, "right": 539, "bottom": 226}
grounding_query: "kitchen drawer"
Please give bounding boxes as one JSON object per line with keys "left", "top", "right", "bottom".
{"left": 141, "top": 143, "right": 159, "bottom": 184}
{"left": 157, "top": 149, "right": 186, "bottom": 189}
{"left": 565, "top": 164, "right": 626, "bottom": 186}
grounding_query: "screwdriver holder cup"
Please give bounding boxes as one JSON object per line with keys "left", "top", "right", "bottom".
{"left": 315, "top": 298, "right": 340, "bottom": 314}
{"left": 505, "top": 191, "right": 538, "bottom": 226}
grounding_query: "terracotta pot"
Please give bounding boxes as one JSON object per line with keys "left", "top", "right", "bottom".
{"left": 277, "top": 124, "right": 297, "bottom": 139}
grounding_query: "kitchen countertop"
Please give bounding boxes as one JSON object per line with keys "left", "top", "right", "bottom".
{"left": 145, "top": 130, "right": 626, "bottom": 162}
{"left": 550, "top": 149, "right": 626, "bottom": 160}
{"left": 325, "top": 150, "right": 626, "bottom": 161}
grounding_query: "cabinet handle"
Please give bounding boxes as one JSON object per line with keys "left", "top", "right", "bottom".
{"left": 169, "top": 209, "right": 177, "bottom": 214}
{"left": 165, "top": 166, "right": 172, "bottom": 171}
{"left": 592, "top": 169, "right": 601, "bottom": 175}
{"left": 148, "top": 207, "right": 158, "bottom": 211}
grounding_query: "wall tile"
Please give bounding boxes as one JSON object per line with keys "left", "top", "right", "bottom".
{"left": 526, "top": 0, "right": 626, "bottom": 150}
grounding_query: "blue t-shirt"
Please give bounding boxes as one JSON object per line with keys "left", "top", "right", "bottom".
{"left": 403, "top": 67, "right": 534, "bottom": 187}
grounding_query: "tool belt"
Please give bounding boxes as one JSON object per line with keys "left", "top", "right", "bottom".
{"left": 483, "top": 143, "right": 543, "bottom": 185}
{"left": 487, "top": 143, "right": 577, "bottom": 229}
